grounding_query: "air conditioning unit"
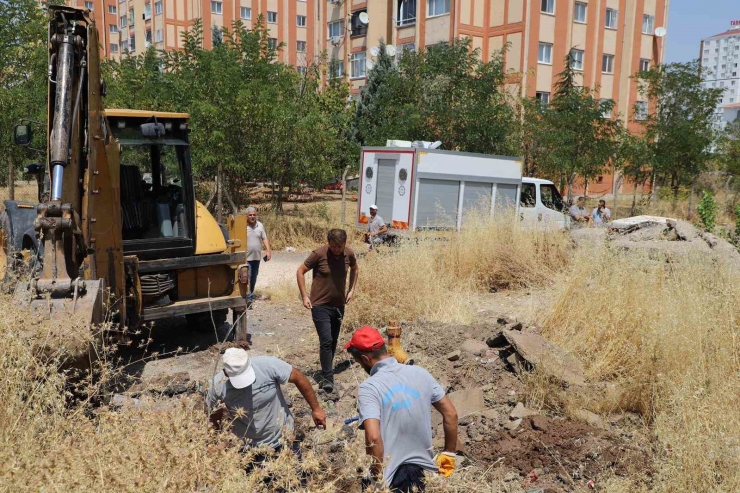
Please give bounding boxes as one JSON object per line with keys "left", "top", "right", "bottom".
{"left": 329, "top": 35, "right": 342, "bottom": 45}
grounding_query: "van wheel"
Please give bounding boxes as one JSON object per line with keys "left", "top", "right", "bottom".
{"left": 186, "top": 309, "right": 228, "bottom": 332}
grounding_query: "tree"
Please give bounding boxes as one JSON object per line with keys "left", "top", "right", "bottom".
{"left": 635, "top": 60, "right": 723, "bottom": 210}
{"left": 537, "top": 50, "right": 620, "bottom": 199}
{"left": 614, "top": 128, "right": 653, "bottom": 215}
{"left": 0, "top": 0, "right": 57, "bottom": 193}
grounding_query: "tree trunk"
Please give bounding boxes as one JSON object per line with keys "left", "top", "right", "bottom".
{"left": 671, "top": 174, "right": 679, "bottom": 212}
{"left": 631, "top": 187, "right": 638, "bottom": 216}
{"left": 725, "top": 175, "right": 733, "bottom": 213}
{"left": 216, "top": 165, "right": 223, "bottom": 223}
{"left": 340, "top": 165, "right": 350, "bottom": 225}
{"left": 688, "top": 179, "right": 696, "bottom": 220}
{"left": 612, "top": 168, "right": 620, "bottom": 214}
{"left": 223, "top": 177, "right": 237, "bottom": 215}
{"left": 651, "top": 171, "right": 658, "bottom": 209}
{"left": 8, "top": 157, "right": 14, "bottom": 201}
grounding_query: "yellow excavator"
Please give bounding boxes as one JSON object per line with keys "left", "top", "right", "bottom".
{"left": 1, "top": 5, "right": 250, "bottom": 353}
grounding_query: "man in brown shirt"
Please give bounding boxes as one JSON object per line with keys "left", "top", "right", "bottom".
{"left": 296, "top": 229, "right": 359, "bottom": 394}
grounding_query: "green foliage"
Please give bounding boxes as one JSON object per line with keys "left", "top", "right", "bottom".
{"left": 735, "top": 203, "right": 740, "bottom": 239}
{"left": 718, "top": 119, "right": 740, "bottom": 178}
{"left": 351, "top": 39, "right": 516, "bottom": 155}
{"left": 697, "top": 191, "right": 718, "bottom": 231}
{"left": 635, "top": 61, "right": 723, "bottom": 207}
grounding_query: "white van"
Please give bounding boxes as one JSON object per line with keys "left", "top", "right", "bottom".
{"left": 356, "top": 144, "right": 567, "bottom": 233}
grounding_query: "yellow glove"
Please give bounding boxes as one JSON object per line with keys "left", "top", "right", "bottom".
{"left": 436, "top": 451, "right": 456, "bottom": 477}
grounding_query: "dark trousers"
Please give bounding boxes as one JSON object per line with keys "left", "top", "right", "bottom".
{"left": 390, "top": 464, "right": 426, "bottom": 492}
{"left": 362, "top": 464, "right": 426, "bottom": 492}
{"left": 311, "top": 305, "right": 344, "bottom": 388}
{"left": 247, "top": 260, "right": 260, "bottom": 297}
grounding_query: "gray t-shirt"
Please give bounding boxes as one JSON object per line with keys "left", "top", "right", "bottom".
{"left": 247, "top": 221, "right": 267, "bottom": 261}
{"left": 369, "top": 215, "right": 386, "bottom": 238}
{"left": 357, "top": 357, "right": 445, "bottom": 485}
{"left": 207, "top": 356, "right": 293, "bottom": 449}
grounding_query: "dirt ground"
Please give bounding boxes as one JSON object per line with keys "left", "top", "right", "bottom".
{"left": 113, "top": 250, "right": 651, "bottom": 493}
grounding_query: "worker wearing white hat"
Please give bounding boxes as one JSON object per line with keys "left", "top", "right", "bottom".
{"left": 207, "top": 348, "right": 326, "bottom": 450}
{"left": 366, "top": 204, "right": 388, "bottom": 247}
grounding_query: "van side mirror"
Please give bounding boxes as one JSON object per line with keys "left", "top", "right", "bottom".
{"left": 14, "top": 124, "right": 32, "bottom": 146}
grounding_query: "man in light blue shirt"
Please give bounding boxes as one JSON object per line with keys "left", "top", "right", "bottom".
{"left": 345, "top": 327, "right": 459, "bottom": 492}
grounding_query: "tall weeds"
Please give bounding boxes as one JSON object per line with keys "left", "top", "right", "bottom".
{"left": 539, "top": 250, "right": 740, "bottom": 491}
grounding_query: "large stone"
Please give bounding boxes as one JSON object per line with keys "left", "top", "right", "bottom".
{"left": 433, "top": 387, "right": 485, "bottom": 430}
{"left": 573, "top": 409, "right": 607, "bottom": 429}
{"left": 510, "top": 402, "right": 539, "bottom": 419}
{"left": 446, "top": 350, "right": 461, "bottom": 362}
{"left": 503, "top": 330, "right": 586, "bottom": 387}
{"left": 461, "top": 339, "right": 488, "bottom": 355}
{"left": 504, "top": 418, "right": 522, "bottom": 430}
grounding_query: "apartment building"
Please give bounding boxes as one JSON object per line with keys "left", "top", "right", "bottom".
{"left": 700, "top": 22, "right": 740, "bottom": 131}
{"left": 62, "top": 0, "right": 319, "bottom": 66}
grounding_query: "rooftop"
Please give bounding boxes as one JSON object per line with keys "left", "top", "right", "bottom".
{"left": 706, "top": 26, "right": 740, "bottom": 40}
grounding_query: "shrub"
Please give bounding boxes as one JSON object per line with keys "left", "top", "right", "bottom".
{"left": 697, "top": 191, "right": 718, "bottom": 231}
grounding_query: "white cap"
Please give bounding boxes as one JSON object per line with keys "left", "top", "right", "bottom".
{"left": 369, "top": 204, "right": 378, "bottom": 210}
{"left": 222, "top": 348, "right": 256, "bottom": 389}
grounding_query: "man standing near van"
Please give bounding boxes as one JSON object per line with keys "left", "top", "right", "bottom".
{"left": 246, "top": 207, "right": 272, "bottom": 301}
{"left": 345, "top": 326, "right": 459, "bottom": 491}
{"left": 365, "top": 204, "right": 388, "bottom": 247}
{"left": 296, "top": 229, "right": 359, "bottom": 395}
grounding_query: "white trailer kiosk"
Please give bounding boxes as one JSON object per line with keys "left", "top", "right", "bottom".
{"left": 356, "top": 143, "right": 567, "bottom": 233}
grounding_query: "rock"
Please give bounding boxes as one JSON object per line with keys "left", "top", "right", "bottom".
{"left": 504, "top": 471, "right": 519, "bottom": 482}
{"left": 466, "top": 424, "right": 483, "bottom": 441}
{"left": 433, "top": 387, "right": 485, "bottom": 428}
{"left": 481, "top": 383, "right": 494, "bottom": 392}
{"left": 485, "top": 330, "right": 507, "bottom": 348}
{"left": 446, "top": 350, "right": 461, "bottom": 362}
{"left": 504, "top": 418, "right": 522, "bottom": 430}
{"left": 557, "top": 473, "right": 572, "bottom": 484}
{"left": 510, "top": 402, "right": 539, "bottom": 419}
{"left": 459, "top": 415, "right": 473, "bottom": 426}
{"left": 530, "top": 415, "right": 548, "bottom": 432}
{"left": 111, "top": 394, "right": 140, "bottom": 408}
{"left": 497, "top": 316, "right": 510, "bottom": 325}
{"left": 503, "top": 330, "right": 586, "bottom": 387}
{"left": 574, "top": 409, "right": 607, "bottom": 429}
{"left": 461, "top": 339, "right": 488, "bottom": 355}
{"left": 508, "top": 322, "right": 523, "bottom": 331}
{"left": 129, "top": 372, "right": 195, "bottom": 396}
{"left": 506, "top": 352, "right": 526, "bottom": 374}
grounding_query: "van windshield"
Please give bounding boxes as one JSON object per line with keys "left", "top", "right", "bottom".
{"left": 540, "top": 184, "right": 564, "bottom": 211}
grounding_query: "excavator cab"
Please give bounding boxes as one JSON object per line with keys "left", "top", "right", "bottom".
{"left": 106, "top": 110, "right": 196, "bottom": 260}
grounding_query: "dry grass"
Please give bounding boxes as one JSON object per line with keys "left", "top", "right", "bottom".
{"left": 534, "top": 248, "right": 740, "bottom": 492}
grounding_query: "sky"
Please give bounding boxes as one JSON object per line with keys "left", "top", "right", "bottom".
{"left": 664, "top": 0, "right": 739, "bottom": 63}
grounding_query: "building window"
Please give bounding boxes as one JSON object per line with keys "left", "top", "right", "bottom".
{"left": 397, "top": 0, "right": 416, "bottom": 26}
{"left": 110, "top": 24, "right": 118, "bottom": 33}
{"left": 330, "top": 59, "right": 344, "bottom": 78}
{"left": 268, "top": 37, "right": 278, "bottom": 49}
{"left": 328, "top": 20, "right": 344, "bottom": 38}
{"left": 602, "top": 54, "right": 614, "bottom": 74}
{"left": 211, "top": 1, "right": 222, "bottom": 14}
{"left": 635, "top": 101, "right": 648, "bottom": 120}
{"left": 110, "top": 43, "right": 119, "bottom": 53}
{"left": 574, "top": 2, "right": 586, "bottom": 23}
{"left": 351, "top": 9, "right": 368, "bottom": 37}
{"left": 297, "top": 40, "right": 307, "bottom": 52}
{"left": 129, "top": 9, "right": 134, "bottom": 26}
{"left": 536, "top": 91, "right": 550, "bottom": 106}
{"left": 267, "top": 11, "right": 278, "bottom": 23}
{"left": 571, "top": 49, "right": 584, "bottom": 70}
{"left": 297, "top": 15, "right": 306, "bottom": 27}
{"left": 605, "top": 8, "right": 618, "bottom": 29}
{"left": 155, "top": 29, "right": 163, "bottom": 43}
{"left": 212, "top": 26, "right": 222, "bottom": 44}
{"left": 240, "top": 7, "right": 251, "bottom": 19}
{"left": 297, "top": 66, "right": 307, "bottom": 75}
{"left": 642, "top": 14, "right": 654, "bottom": 35}
{"left": 155, "top": 1, "right": 162, "bottom": 14}
{"left": 639, "top": 58, "right": 650, "bottom": 72}
{"left": 144, "top": 3, "right": 151, "bottom": 20}
{"left": 600, "top": 99, "right": 613, "bottom": 118}
{"left": 538, "top": 42, "right": 553, "bottom": 64}
{"left": 120, "top": 14, "right": 127, "bottom": 28}
{"left": 702, "top": 58, "right": 709, "bottom": 64}
{"left": 84, "top": 1, "right": 94, "bottom": 10}
{"left": 108, "top": 5, "right": 117, "bottom": 14}
{"left": 704, "top": 49, "right": 710, "bottom": 55}
{"left": 121, "top": 39, "right": 128, "bottom": 51}
{"left": 427, "top": 0, "right": 450, "bottom": 17}
{"left": 541, "top": 0, "right": 554, "bottom": 14}
{"left": 130, "top": 34, "right": 136, "bottom": 52}
{"left": 397, "top": 42, "right": 415, "bottom": 61}
{"left": 351, "top": 52, "right": 367, "bottom": 78}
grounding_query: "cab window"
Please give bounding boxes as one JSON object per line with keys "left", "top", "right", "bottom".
{"left": 540, "top": 184, "right": 564, "bottom": 211}
{"left": 520, "top": 183, "right": 536, "bottom": 208}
